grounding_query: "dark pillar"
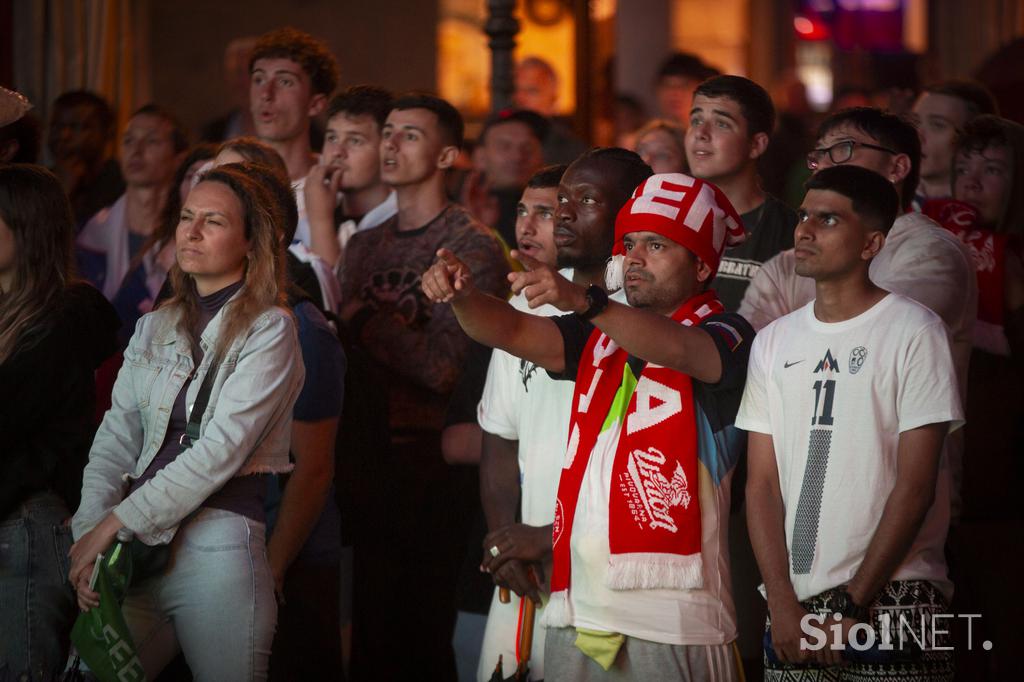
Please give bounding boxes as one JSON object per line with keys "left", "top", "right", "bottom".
{"left": 485, "top": 0, "right": 520, "bottom": 113}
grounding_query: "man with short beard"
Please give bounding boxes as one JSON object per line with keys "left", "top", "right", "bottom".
{"left": 424, "top": 169, "right": 753, "bottom": 680}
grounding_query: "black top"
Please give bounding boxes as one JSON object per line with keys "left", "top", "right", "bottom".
{"left": 0, "top": 282, "right": 119, "bottom": 518}
{"left": 549, "top": 310, "right": 755, "bottom": 429}
{"left": 712, "top": 194, "right": 797, "bottom": 312}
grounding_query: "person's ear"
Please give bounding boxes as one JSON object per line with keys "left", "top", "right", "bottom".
{"left": 862, "top": 230, "right": 886, "bottom": 261}
{"left": 308, "top": 93, "right": 328, "bottom": 119}
{"left": 437, "top": 144, "right": 460, "bottom": 170}
{"left": 696, "top": 257, "right": 714, "bottom": 285}
{"left": 749, "top": 131, "right": 770, "bottom": 161}
{"left": 888, "top": 153, "right": 911, "bottom": 185}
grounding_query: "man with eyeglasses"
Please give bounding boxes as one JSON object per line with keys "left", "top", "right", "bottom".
{"left": 739, "top": 106, "right": 977, "bottom": 520}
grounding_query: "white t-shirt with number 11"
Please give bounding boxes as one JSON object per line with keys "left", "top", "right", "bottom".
{"left": 736, "top": 293, "right": 963, "bottom": 603}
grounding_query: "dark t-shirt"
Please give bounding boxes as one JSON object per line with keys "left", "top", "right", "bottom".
{"left": 443, "top": 341, "right": 498, "bottom": 615}
{"left": 550, "top": 310, "right": 755, "bottom": 432}
{"left": 712, "top": 195, "right": 797, "bottom": 312}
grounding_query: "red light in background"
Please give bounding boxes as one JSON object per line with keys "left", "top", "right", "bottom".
{"left": 794, "top": 14, "right": 830, "bottom": 40}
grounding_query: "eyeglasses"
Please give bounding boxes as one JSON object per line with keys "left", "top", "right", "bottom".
{"left": 806, "top": 140, "right": 899, "bottom": 170}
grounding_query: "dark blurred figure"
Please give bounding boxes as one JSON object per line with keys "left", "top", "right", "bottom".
{"left": 201, "top": 36, "right": 258, "bottom": 142}
{"left": 76, "top": 104, "right": 187, "bottom": 301}
{"left": 48, "top": 90, "right": 125, "bottom": 228}
{"left": 654, "top": 51, "right": 720, "bottom": 126}
{"left": 945, "top": 115, "right": 1024, "bottom": 682}
{"left": 759, "top": 72, "right": 815, "bottom": 208}
{"left": 614, "top": 93, "right": 648, "bottom": 149}
{"left": 513, "top": 56, "right": 588, "bottom": 164}
{"left": 974, "top": 37, "right": 1024, "bottom": 126}
{"left": 111, "top": 142, "right": 217, "bottom": 347}
{"left": 0, "top": 165, "right": 119, "bottom": 681}
{"left": 461, "top": 108, "right": 547, "bottom": 247}
{"left": 912, "top": 80, "right": 998, "bottom": 208}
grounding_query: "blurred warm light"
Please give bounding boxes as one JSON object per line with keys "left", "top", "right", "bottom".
{"left": 437, "top": 0, "right": 576, "bottom": 118}
{"left": 796, "top": 42, "right": 833, "bottom": 112}
{"left": 671, "top": 0, "right": 747, "bottom": 76}
{"left": 794, "top": 16, "right": 814, "bottom": 35}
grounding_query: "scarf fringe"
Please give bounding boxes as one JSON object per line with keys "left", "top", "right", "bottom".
{"left": 605, "top": 255, "right": 625, "bottom": 291}
{"left": 540, "top": 590, "right": 573, "bottom": 628}
{"left": 606, "top": 552, "right": 704, "bottom": 591}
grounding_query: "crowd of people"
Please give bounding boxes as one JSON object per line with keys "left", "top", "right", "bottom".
{"left": 1, "top": 23, "right": 1022, "bottom": 682}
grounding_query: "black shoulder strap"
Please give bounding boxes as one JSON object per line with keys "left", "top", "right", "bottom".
{"left": 180, "top": 364, "right": 218, "bottom": 451}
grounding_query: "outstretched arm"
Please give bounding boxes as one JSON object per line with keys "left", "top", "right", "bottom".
{"left": 507, "top": 250, "right": 725, "bottom": 383}
{"left": 422, "top": 248, "right": 566, "bottom": 373}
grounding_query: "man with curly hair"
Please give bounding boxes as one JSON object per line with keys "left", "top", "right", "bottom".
{"left": 250, "top": 27, "right": 342, "bottom": 309}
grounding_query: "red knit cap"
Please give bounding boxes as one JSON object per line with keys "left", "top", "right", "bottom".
{"left": 612, "top": 173, "right": 746, "bottom": 278}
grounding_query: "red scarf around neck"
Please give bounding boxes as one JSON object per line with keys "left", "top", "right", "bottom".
{"left": 545, "top": 291, "right": 723, "bottom": 626}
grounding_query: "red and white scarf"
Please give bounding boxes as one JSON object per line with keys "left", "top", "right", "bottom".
{"left": 545, "top": 291, "right": 723, "bottom": 626}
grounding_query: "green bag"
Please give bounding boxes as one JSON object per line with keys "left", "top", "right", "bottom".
{"left": 69, "top": 538, "right": 146, "bottom": 681}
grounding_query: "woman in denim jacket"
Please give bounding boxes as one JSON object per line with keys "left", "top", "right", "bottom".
{"left": 69, "top": 165, "right": 305, "bottom": 680}
{"left": 0, "top": 165, "right": 119, "bottom": 681}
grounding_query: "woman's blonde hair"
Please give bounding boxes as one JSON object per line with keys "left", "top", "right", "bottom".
{"left": 165, "top": 164, "right": 287, "bottom": 360}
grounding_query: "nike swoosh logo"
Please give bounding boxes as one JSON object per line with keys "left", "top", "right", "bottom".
{"left": 784, "top": 360, "right": 805, "bottom": 368}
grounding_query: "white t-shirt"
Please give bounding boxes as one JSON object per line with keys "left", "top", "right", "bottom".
{"left": 738, "top": 211, "right": 976, "bottom": 517}
{"left": 474, "top": 270, "right": 579, "bottom": 681}
{"left": 736, "top": 294, "right": 963, "bottom": 602}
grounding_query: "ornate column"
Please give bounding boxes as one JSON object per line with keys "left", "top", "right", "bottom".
{"left": 485, "top": 0, "right": 520, "bottom": 112}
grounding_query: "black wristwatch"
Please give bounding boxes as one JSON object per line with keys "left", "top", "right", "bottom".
{"left": 832, "top": 588, "right": 870, "bottom": 623}
{"left": 578, "top": 284, "right": 609, "bottom": 320}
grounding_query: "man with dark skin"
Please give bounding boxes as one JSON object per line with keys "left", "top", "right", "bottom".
{"left": 424, "top": 169, "right": 753, "bottom": 678}
{"left": 477, "top": 151, "right": 651, "bottom": 606}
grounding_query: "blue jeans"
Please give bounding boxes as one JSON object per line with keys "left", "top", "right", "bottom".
{"left": 122, "top": 508, "right": 276, "bottom": 682}
{"left": 0, "top": 491, "right": 76, "bottom": 681}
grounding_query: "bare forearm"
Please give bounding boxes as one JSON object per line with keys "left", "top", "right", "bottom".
{"left": 441, "top": 423, "right": 483, "bottom": 464}
{"left": 845, "top": 480, "right": 934, "bottom": 605}
{"left": 480, "top": 432, "right": 521, "bottom": 531}
{"left": 451, "top": 291, "right": 565, "bottom": 373}
{"left": 846, "top": 423, "right": 945, "bottom": 605}
{"left": 591, "top": 301, "right": 722, "bottom": 383}
{"left": 268, "top": 418, "right": 338, "bottom": 579}
{"left": 747, "top": 477, "right": 800, "bottom": 611}
{"left": 308, "top": 213, "right": 341, "bottom": 269}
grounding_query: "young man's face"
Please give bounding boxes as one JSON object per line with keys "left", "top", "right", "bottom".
{"left": 480, "top": 120, "right": 544, "bottom": 190}
{"left": 636, "top": 128, "right": 686, "bottom": 174}
{"left": 794, "top": 188, "right": 881, "bottom": 281}
{"left": 553, "top": 158, "right": 624, "bottom": 270}
{"left": 250, "top": 57, "right": 323, "bottom": 144}
{"left": 953, "top": 144, "right": 1012, "bottom": 227}
{"left": 621, "top": 231, "right": 704, "bottom": 314}
{"left": 514, "top": 185, "right": 559, "bottom": 267}
{"left": 380, "top": 108, "right": 452, "bottom": 188}
{"left": 685, "top": 94, "right": 757, "bottom": 185}
{"left": 812, "top": 123, "right": 902, "bottom": 181}
{"left": 323, "top": 112, "right": 383, "bottom": 193}
{"left": 913, "top": 92, "right": 971, "bottom": 183}
{"left": 119, "top": 114, "right": 179, "bottom": 188}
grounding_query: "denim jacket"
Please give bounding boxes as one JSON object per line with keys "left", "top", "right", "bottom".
{"left": 72, "top": 298, "right": 304, "bottom": 546}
